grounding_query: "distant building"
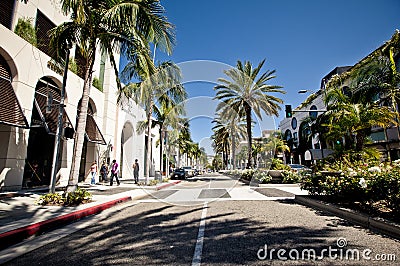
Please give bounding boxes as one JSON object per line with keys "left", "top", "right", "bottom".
{"left": 279, "top": 31, "right": 400, "bottom": 164}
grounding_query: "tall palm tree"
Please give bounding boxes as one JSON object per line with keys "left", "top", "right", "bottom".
{"left": 211, "top": 122, "right": 230, "bottom": 169}
{"left": 214, "top": 59, "right": 285, "bottom": 168}
{"left": 122, "top": 61, "right": 186, "bottom": 184}
{"left": 135, "top": 95, "right": 186, "bottom": 176}
{"left": 212, "top": 113, "right": 246, "bottom": 169}
{"left": 50, "top": 0, "right": 175, "bottom": 192}
{"left": 154, "top": 99, "right": 186, "bottom": 175}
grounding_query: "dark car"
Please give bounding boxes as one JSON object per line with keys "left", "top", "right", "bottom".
{"left": 171, "top": 168, "right": 187, "bottom": 180}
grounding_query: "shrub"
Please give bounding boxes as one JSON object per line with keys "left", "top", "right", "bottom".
{"left": 14, "top": 17, "right": 37, "bottom": 46}
{"left": 149, "top": 179, "right": 159, "bottom": 186}
{"left": 253, "top": 170, "right": 272, "bottom": 183}
{"left": 36, "top": 188, "right": 92, "bottom": 206}
{"left": 282, "top": 170, "right": 302, "bottom": 183}
{"left": 267, "top": 158, "right": 290, "bottom": 171}
{"left": 92, "top": 76, "right": 103, "bottom": 92}
{"left": 36, "top": 193, "right": 64, "bottom": 206}
{"left": 240, "top": 169, "right": 255, "bottom": 181}
{"left": 64, "top": 188, "right": 92, "bottom": 206}
{"left": 301, "top": 159, "right": 400, "bottom": 214}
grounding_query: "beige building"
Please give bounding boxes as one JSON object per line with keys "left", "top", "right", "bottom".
{"left": 0, "top": 0, "right": 159, "bottom": 191}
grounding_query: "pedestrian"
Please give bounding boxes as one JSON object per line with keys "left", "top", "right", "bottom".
{"left": 100, "top": 160, "right": 108, "bottom": 182}
{"left": 133, "top": 159, "right": 139, "bottom": 184}
{"left": 90, "top": 161, "right": 98, "bottom": 185}
{"left": 110, "top": 159, "right": 120, "bottom": 186}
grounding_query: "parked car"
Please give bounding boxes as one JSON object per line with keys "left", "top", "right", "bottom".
{"left": 182, "top": 166, "right": 195, "bottom": 177}
{"left": 171, "top": 168, "right": 187, "bottom": 180}
{"left": 288, "top": 164, "right": 311, "bottom": 173}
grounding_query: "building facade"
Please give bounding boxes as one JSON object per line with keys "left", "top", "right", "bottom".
{"left": 279, "top": 31, "right": 400, "bottom": 165}
{"left": 0, "top": 0, "right": 160, "bottom": 191}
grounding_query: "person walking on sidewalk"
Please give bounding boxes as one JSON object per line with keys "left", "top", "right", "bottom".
{"left": 90, "top": 161, "right": 98, "bottom": 185}
{"left": 110, "top": 159, "right": 120, "bottom": 186}
{"left": 100, "top": 160, "right": 108, "bottom": 182}
{"left": 133, "top": 159, "right": 140, "bottom": 184}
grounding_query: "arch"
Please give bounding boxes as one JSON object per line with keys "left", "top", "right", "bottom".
{"left": 121, "top": 121, "right": 135, "bottom": 178}
{"left": 23, "top": 76, "right": 66, "bottom": 187}
{"left": 298, "top": 121, "right": 312, "bottom": 150}
{"left": 76, "top": 97, "right": 106, "bottom": 181}
{"left": 0, "top": 53, "right": 29, "bottom": 128}
{"left": 0, "top": 47, "right": 18, "bottom": 80}
{"left": 309, "top": 105, "right": 318, "bottom": 119}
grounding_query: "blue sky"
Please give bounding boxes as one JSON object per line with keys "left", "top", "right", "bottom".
{"left": 122, "top": 0, "right": 400, "bottom": 154}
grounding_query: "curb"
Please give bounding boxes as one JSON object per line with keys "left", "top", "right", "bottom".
{"left": 294, "top": 195, "right": 400, "bottom": 240}
{"left": 156, "top": 180, "right": 181, "bottom": 190}
{"left": 0, "top": 196, "right": 131, "bottom": 250}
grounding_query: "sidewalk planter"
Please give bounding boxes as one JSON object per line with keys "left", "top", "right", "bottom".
{"left": 268, "top": 170, "right": 283, "bottom": 183}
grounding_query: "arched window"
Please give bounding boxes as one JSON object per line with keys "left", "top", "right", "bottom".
{"left": 0, "top": 55, "right": 29, "bottom": 128}
{"left": 309, "top": 105, "right": 318, "bottom": 119}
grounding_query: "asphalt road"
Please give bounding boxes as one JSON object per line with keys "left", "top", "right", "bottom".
{"left": 4, "top": 174, "right": 400, "bottom": 265}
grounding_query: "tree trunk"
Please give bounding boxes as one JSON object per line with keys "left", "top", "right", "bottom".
{"left": 66, "top": 48, "right": 95, "bottom": 193}
{"left": 159, "top": 126, "right": 163, "bottom": 179}
{"left": 231, "top": 127, "right": 236, "bottom": 170}
{"left": 145, "top": 104, "right": 153, "bottom": 185}
{"left": 245, "top": 103, "right": 252, "bottom": 168}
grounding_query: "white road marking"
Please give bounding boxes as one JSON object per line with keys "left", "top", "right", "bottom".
{"left": 192, "top": 202, "right": 208, "bottom": 266}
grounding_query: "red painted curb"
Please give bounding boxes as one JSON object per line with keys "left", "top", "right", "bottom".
{"left": 156, "top": 180, "right": 181, "bottom": 190}
{"left": 0, "top": 196, "right": 131, "bottom": 250}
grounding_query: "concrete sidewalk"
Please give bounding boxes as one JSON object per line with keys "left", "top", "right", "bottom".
{"left": 0, "top": 179, "right": 181, "bottom": 250}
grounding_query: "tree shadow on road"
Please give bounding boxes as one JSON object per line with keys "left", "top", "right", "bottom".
{"left": 4, "top": 200, "right": 400, "bottom": 265}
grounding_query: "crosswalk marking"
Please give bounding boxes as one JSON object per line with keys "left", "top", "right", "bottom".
{"left": 137, "top": 187, "right": 302, "bottom": 203}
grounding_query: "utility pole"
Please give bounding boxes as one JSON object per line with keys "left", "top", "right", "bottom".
{"left": 49, "top": 43, "right": 72, "bottom": 193}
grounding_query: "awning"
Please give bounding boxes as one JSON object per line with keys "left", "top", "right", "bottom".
{"left": 33, "top": 81, "right": 75, "bottom": 136}
{"left": 85, "top": 114, "right": 106, "bottom": 145}
{"left": 33, "top": 98, "right": 75, "bottom": 136}
{"left": 0, "top": 57, "right": 29, "bottom": 128}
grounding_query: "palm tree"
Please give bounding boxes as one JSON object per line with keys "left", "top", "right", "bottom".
{"left": 214, "top": 59, "right": 285, "bottom": 168}
{"left": 154, "top": 99, "right": 186, "bottom": 176}
{"left": 138, "top": 99, "right": 186, "bottom": 176}
{"left": 319, "top": 87, "right": 397, "bottom": 153}
{"left": 211, "top": 122, "right": 230, "bottom": 169}
{"left": 212, "top": 113, "right": 246, "bottom": 169}
{"left": 50, "top": 0, "right": 175, "bottom": 192}
{"left": 122, "top": 61, "right": 186, "bottom": 184}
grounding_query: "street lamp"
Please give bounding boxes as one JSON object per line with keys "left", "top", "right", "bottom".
{"left": 298, "top": 89, "right": 317, "bottom": 94}
{"left": 49, "top": 42, "right": 72, "bottom": 193}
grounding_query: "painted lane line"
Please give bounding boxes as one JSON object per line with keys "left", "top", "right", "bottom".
{"left": 192, "top": 202, "right": 208, "bottom": 266}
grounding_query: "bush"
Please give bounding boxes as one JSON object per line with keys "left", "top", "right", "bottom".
{"left": 268, "top": 158, "right": 290, "bottom": 171}
{"left": 240, "top": 169, "right": 255, "bottom": 181}
{"left": 301, "top": 159, "right": 400, "bottom": 214}
{"left": 282, "top": 170, "right": 302, "bottom": 183}
{"left": 253, "top": 170, "right": 272, "bottom": 183}
{"left": 92, "top": 76, "right": 103, "bottom": 92}
{"left": 14, "top": 17, "right": 37, "bottom": 46}
{"left": 36, "top": 188, "right": 92, "bottom": 206}
{"left": 64, "top": 188, "right": 92, "bottom": 206}
{"left": 36, "top": 193, "right": 64, "bottom": 206}
{"left": 149, "top": 179, "right": 159, "bottom": 186}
